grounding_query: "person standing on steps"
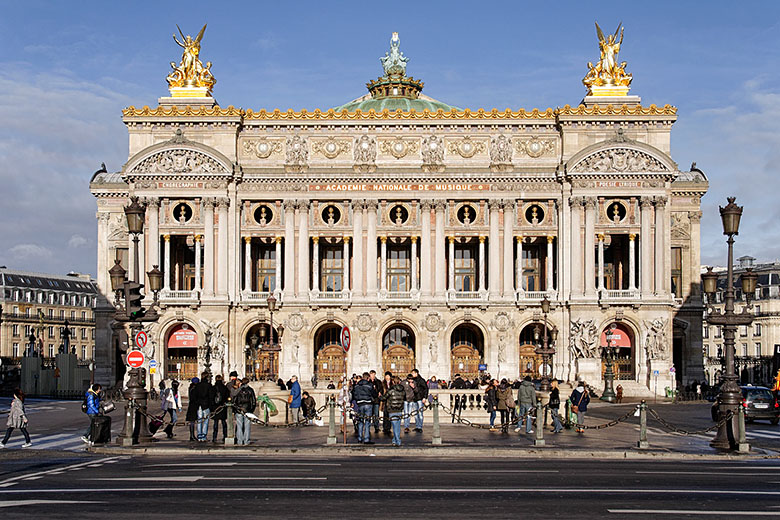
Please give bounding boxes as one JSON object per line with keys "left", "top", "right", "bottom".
{"left": 1, "top": 388, "right": 31, "bottom": 448}
{"left": 549, "top": 378, "right": 564, "bottom": 433}
{"left": 186, "top": 377, "right": 200, "bottom": 441}
{"left": 351, "top": 372, "right": 377, "bottom": 444}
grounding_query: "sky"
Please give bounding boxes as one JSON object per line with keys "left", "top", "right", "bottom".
{"left": 1, "top": 0, "right": 779, "bottom": 277}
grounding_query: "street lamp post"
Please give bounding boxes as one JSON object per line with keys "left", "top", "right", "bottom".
{"left": 601, "top": 323, "right": 618, "bottom": 402}
{"left": 702, "top": 197, "right": 756, "bottom": 450}
{"left": 535, "top": 296, "right": 556, "bottom": 392}
{"left": 202, "top": 329, "right": 213, "bottom": 379}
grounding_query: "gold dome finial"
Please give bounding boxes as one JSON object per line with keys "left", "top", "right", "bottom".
{"left": 166, "top": 24, "right": 217, "bottom": 98}
{"left": 582, "top": 22, "right": 633, "bottom": 97}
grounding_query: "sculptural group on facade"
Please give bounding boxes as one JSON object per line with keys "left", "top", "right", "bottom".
{"left": 644, "top": 318, "right": 668, "bottom": 360}
{"left": 582, "top": 22, "right": 633, "bottom": 90}
{"left": 569, "top": 318, "right": 599, "bottom": 358}
{"left": 167, "top": 24, "right": 217, "bottom": 92}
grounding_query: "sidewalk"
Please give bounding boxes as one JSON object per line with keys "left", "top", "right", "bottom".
{"left": 91, "top": 402, "right": 780, "bottom": 460}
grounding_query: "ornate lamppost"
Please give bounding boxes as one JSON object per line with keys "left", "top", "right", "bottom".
{"left": 535, "top": 296, "right": 556, "bottom": 392}
{"left": 601, "top": 323, "right": 618, "bottom": 403}
{"left": 702, "top": 197, "right": 756, "bottom": 450}
{"left": 202, "top": 329, "right": 213, "bottom": 379}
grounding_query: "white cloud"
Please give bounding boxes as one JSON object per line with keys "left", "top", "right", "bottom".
{"left": 8, "top": 244, "right": 53, "bottom": 260}
{"left": 68, "top": 234, "right": 89, "bottom": 249}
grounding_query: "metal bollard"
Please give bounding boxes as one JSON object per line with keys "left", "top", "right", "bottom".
{"left": 432, "top": 397, "right": 442, "bottom": 445}
{"left": 737, "top": 404, "right": 750, "bottom": 453}
{"left": 637, "top": 400, "right": 649, "bottom": 449}
{"left": 327, "top": 396, "right": 337, "bottom": 445}
{"left": 534, "top": 402, "right": 545, "bottom": 447}
{"left": 564, "top": 400, "right": 571, "bottom": 430}
{"left": 225, "top": 402, "right": 236, "bottom": 446}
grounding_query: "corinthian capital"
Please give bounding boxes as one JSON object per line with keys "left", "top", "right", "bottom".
{"left": 654, "top": 195, "right": 668, "bottom": 207}
{"left": 419, "top": 199, "right": 433, "bottom": 211}
{"left": 639, "top": 196, "right": 654, "bottom": 208}
{"left": 583, "top": 196, "right": 597, "bottom": 209}
{"left": 488, "top": 200, "right": 502, "bottom": 211}
{"left": 365, "top": 200, "right": 378, "bottom": 211}
{"left": 283, "top": 199, "right": 297, "bottom": 212}
{"left": 433, "top": 200, "right": 447, "bottom": 212}
{"left": 216, "top": 197, "right": 231, "bottom": 209}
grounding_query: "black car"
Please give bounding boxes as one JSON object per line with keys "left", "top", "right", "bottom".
{"left": 711, "top": 385, "right": 780, "bottom": 424}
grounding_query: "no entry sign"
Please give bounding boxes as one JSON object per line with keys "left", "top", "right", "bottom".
{"left": 127, "top": 350, "right": 145, "bottom": 368}
{"left": 135, "top": 330, "right": 148, "bottom": 350}
{"left": 340, "top": 326, "right": 351, "bottom": 352}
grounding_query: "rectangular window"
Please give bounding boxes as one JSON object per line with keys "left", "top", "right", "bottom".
{"left": 24, "top": 325, "right": 31, "bottom": 336}
{"left": 715, "top": 326, "right": 722, "bottom": 339}
{"left": 12, "top": 324, "right": 18, "bottom": 336}
{"left": 48, "top": 326, "right": 54, "bottom": 338}
{"left": 255, "top": 243, "right": 277, "bottom": 292}
{"left": 454, "top": 242, "right": 478, "bottom": 292}
{"left": 755, "top": 342, "right": 762, "bottom": 357}
{"left": 739, "top": 325, "right": 748, "bottom": 337}
{"left": 741, "top": 343, "right": 748, "bottom": 357}
{"left": 71, "top": 311, "right": 75, "bottom": 319}
{"left": 523, "top": 244, "right": 541, "bottom": 291}
{"left": 702, "top": 325, "right": 709, "bottom": 339}
{"left": 81, "top": 328, "right": 87, "bottom": 340}
{"left": 81, "top": 346, "right": 87, "bottom": 359}
{"left": 81, "top": 311, "right": 86, "bottom": 319}
{"left": 48, "top": 308, "right": 53, "bottom": 318}
{"left": 91, "top": 329, "right": 95, "bottom": 340}
{"left": 671, "top": 247, "right": 683, "bottom": 298}
{"left": 754, "top": 323, "right": 762, "bottom": 336}
{"left": 48, "top": 344, "right": 54, "bottom": 358}
{"left": 320, "top": 243, "right": 343, "bottom": 292}
{"left": 387, "top": 242, "right": 411, "bottom": 292}
{"left": 12, "top": 343, "right": 19, "bottom": 357}
{"left": 60, "top": 310, "right": 65, "bottom": 319}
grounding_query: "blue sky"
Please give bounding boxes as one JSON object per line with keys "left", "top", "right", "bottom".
{"left": 1, "top": 0, "right": 779, "bottom": 276}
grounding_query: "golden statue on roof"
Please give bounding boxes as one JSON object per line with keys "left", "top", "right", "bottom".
{"left": 583, "top": 22, "right": 633, "bottom": 97}
{"left": 166, "top": 24, "right": 216, "bottom": 97}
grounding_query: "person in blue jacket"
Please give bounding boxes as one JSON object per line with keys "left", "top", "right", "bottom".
{"left": 569, "top": 380, "right": 590, "bottom": 434}
{"left": 81, "top": 383, "right": 101, "bottom": 443}
{"left": 289, "top": 375, "right": 302, "bottom": 423}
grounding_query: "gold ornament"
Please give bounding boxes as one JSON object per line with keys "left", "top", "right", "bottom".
{"left": 582, "top": 22, "right": 633, "bottom": 96}
{"left": 166, "top": 24, "right": 217, "bottom": 97}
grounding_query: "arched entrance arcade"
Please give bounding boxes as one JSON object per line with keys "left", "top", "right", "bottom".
{"left": 382, "top": 325, "right": 415, "bottom": 377}
{"left": 245, "top": 323, "right": 280, "bottom": 381}
{"left": 165, "top": 323, "right": 198, "bottom": 381}
{"left": 450, "top": 324, "right": 484, "bottom": 380}
{"left": 600, "top": 323, "right": 635, "bottom": 381}
{"left": 314, "top": 324, "right": 345, "bottom": 385}
{"left": 518, "top": 323, "right": 551, "bottom": 380}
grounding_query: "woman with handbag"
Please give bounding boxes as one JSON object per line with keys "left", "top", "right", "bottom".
{"left": 496, "top": 379, "right": 513, "bottom": 433}
{"left": 569, "top": 380, "right": 590, "bottom": 434}
{"left": 485, "top": 379, "right": 499, "bottom": 432}
{"left": 1, "top": 388, "right": 32, "bottom": 448}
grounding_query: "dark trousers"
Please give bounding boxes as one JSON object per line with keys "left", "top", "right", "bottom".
{"left": 212, "top": 418, "right": 227, "bottom": 441}
{"left": 372, "top": 404, "right": 380, "bottom": 431}
{"left": 499, "top": 410, "right": 510, "bottom": 431}
{"left": 2, "top": 426, "right": 30, "bottom": 444}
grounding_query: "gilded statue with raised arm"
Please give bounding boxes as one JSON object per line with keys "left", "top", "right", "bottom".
{"left": 166, "top": 24, "right": 217, "bottom": 95}
{"left": 582, "top": 22, "right": 632, "bottom": 95}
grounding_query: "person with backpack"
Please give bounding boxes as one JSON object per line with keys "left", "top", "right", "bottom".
{"left": 549, "top": 378, "right": 564, "bottom": 434}
{"left": 1, "top": 388, "right": 31, "bottom": 448}
{"left": 81, "top": 383, "right": 101, "bottom": 444}
{"left": 160, "top": 380, "right": 181, "bottom": 439}
{"left": 233, "top": 377, "right": 257, "bottom": 445}
{"left": 212, "top": 374, "right": 230, "bottom": 442}
{"left": 192, "top": 372, "right": 215, "bottom": 442}
{"left": 570, "top": 379, "right": 591, "bottom": 434}
{"left": 383, "top": 376, "right": 405, "bottom": 447}
{"left": 514, "top": 375, "right": 537, "bottom": 434}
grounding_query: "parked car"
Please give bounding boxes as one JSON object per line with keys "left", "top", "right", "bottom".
{"left": 710, "top": 385, "right": 780, "bottom": 425}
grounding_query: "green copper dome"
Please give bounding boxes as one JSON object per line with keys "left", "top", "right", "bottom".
{"left": 332, "top": 33, "right": 460, "bottom": 113}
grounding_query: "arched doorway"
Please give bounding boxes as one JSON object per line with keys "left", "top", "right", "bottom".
{"left": 245, "top": 323, "right": 280, "bottom": 381}
{"left": 382, "top": 325, "right": 415, "bottom": 377}
{"left": 518, "top": 324, "right": 548, "bottom": 380}
{"left": 166, "top": 323, "right": 198, "bottom": 381}
{"left": 600, "top": 323, "right": 635, "bottom": 380}
{"left": 314, "top": 324, "right": 345, "bottom": 385}
{"left": 450, "top": 324, "right": 483, "bottom": 380}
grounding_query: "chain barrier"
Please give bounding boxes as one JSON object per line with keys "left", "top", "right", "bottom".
{"left": 647, "top": 407, "right": 734, "bottom": 435}
{"left": 440, "top": 402, "right": 537, "bottom": 430}
{"left": 339, "top": 402, "right": 431, "bottom": 423}
{"left": 237, "top": 403, "right": 329, "bottom": 428}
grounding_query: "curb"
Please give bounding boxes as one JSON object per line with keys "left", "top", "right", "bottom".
{"left": 89, "top": 444, "right": 780, "bottom": 460}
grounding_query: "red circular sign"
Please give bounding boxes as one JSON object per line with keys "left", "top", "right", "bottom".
{"left": 127, "top": 350, "right": 145, "bottom": 368}
{"left": 340, "top": 326, "right": 351, "bottom": 352}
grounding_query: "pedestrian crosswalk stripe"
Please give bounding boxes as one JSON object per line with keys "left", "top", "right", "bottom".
{"left": 746, "top": 430, "right": 780, "bottom": 439}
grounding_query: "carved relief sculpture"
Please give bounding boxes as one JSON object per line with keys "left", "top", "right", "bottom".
{"left": 571, "top": 148, "right": 667, "bottom": 173}
{"left": 354, "top": 313, "right": 377, "bottom": 333}
{"left": 569, "top": 318, "right": 599, "bottom": 358}
{"left": 243, "top": 138, "right": 282, "bottom": 159}
{"left": 448, "top": 137, "right": 485, "bottom": 159}
{"left": 353, "top": 135, "right": 377, "bottom": 172}
{"left": 421, "top": 135, "right": 445, "bottom": 172}
{"left": 312, "top": 137, "right": 351, "bottom": 160}
{"left": 489, "top": 134, "right": 513, "bottom": 172}
{"left": 380, "top": 137, "right": 419, "bottom": 159}
{"left": 644, "top": 318, "right": 668, "bottom": 360}
{"left": 132, "top": 149, "right": 226, "bottom": 174}
{"left": 285, "top": 135, "right": 309, "bottom": 173}
{"left": 516, "top": 136, "right": 555, "bottom": 158}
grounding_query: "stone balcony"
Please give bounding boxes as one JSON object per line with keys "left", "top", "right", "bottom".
{"left": 378, "top": 289, "right": 420, "bottom": 310}
{"left": 598, "top": 288, "right": 641, "bottom": 307}
{"left": 309, "top": 289, "right": 352, "bottom": 309}
{"left": 240, "top": 290, "right": 282, "bottom": 308}
{"left": 159, "top": 289, "right": 200, "bottom": 307}
{"left": 446, "top": 289, "right": 489, "bottom": 308}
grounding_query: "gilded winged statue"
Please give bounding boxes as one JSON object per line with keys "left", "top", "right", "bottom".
{"left": 166, "top": 24, "right": 217, "bottom": 92}
{"left": 583, "top": 22, "right": 633, "bottom": 90}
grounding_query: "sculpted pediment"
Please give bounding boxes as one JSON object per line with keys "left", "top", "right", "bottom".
{"left": 570, "top": 147, "right": 669, "bottom": 173}
{"left": 129, "top": 148, "right": 229, "bottom": 174}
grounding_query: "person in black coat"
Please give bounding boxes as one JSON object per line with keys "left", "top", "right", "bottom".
{"left": 351, "top": 373, "right": 378, "bottom": 444}
{"left": 191, "top": 372, "right": 215, "bottom": 442}
{"left": 485, "top": 379, "right": 499, "bottom": 431}
{"left": 410, "top": 369, "right": 428, "bottom": 432}
{"left": 186, "top": 377, "right": 200, "bottom": 441}
{"left": 212, "top": 375, "right": 230, "bottom": 442}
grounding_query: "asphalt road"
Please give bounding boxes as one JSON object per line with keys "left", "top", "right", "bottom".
{"left": 1, "top": 454, "right": 780, "bottom": 518}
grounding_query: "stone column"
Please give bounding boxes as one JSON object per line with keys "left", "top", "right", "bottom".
{"left": 569, "top": 197, "right": 583, "bottom": 297}
{"left": 147, "top": 198, "right": 160, "bottom": 275}
{"left": 640, "top": 197, "right": 653, "bottom": 297}
{"left": 311, "top": 236, "right": 319, "bottom": 292}
{"left": 380, "top": 236, "right": 387, "bottom": 292}
{"left": 96, "top": 213, "right": 110, "bottom": 295}
{"left": 434, "top": 201, "right": 447, "bottom": 296}
{"left": 654, "top": 196, "right": 667, "bottom": 295}
{"left": 243, "top": 237, "right": 252, "bottom": 292}
{"left": 297, "top": 201, "right": 310, "bottom": 295}
{"left": 690, "top": 211, "right": 703, "bottom": 300}
{"left": 203, "top": 199, "right": 215, "bottom": 297}
{"left": 366, "top": 201, "right": 378, "bottom": 295}
{"left": 503, "top": 201, "right": 515, "bottom": 297}
{"left": 163, "top": 234, "right": 171, "bottom": 291}
{"left": 516, "top": 236, "right": 523, "bottom": 294}
{"left": 478, "top": 236, "right": 486, "bottom": 292}
{"left": 597, "top": 233, "right": 605, "bottom": 291}
{"left": 275, "top": 236, "right": 282, "bottom": 295}
{"left": 448, "top": 237, "right": 455, "bottom": 291}
{"left": 420, "top": 200, "right": 432, "bottom": 296}
{"left": 194, "top": 234, "right": 202, "bottom": 292}
{"left": 628, "top": 233, "right": 636, "bottom": 291}
{"left": 584, "top": 197, "right": 597, "bottom": 297}
{"left": 546, "top": 235, "right": 554, "bottom": 292}
{"left": 488, "top": 200, "right": 501, "bottom": 297}
{"left": 217, "top": 198, "right": 229, "bottom": 296}
{"left": 283, "top": 200, "right": 295, "bottom": 298}
{"left": 343, "top": 236, "right": 350, "bottom": 292}
{"left": 352, "top": 201, "right": 364, "bottom": 296}
{"left": 410, "top": 236, "right": 418, "bottom": 292}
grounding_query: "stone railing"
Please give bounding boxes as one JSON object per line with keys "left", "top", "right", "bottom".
{"left": 241, "top": 291, "right": 282, "bottom": 306}
{"left": 599, "top": 289, "right": 640, "bottom": 301}
{"left": 446, "top": 290, "right": 488, "bottom": 307}
{"left": 309, "top": 289, "right": 352, "bottom": 306}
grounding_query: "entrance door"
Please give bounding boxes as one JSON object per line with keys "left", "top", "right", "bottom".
{"left": 166, "top": 324, "right": 198, "bottom": 381}
{"left": 316, "top": 343, "right": 345, "bottom": 382}
{"left": 451, "top": 343, "right": 480, "bottom": 380}
{"left": 383, "top": 344, "right": 414, "bottom": 377}
{"left": 519, "top": 344, "right": 541, "bottom": 379}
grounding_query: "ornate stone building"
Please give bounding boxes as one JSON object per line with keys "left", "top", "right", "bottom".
{"left": 90, "top": 29, "right": 708, "bottom": 395}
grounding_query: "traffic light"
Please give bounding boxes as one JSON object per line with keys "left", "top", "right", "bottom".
{"left": 124, "top": 282, "right": 145, "bottom": 321}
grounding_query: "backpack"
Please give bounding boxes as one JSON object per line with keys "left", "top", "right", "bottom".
{"left": 234, "top": 386, "right": 254, "bottom": 412}
{"left": 214, "top": 386, "right": 224, "bottom": 406}
{"left": 81, "top": 395, "right": 88, "bottom": 413}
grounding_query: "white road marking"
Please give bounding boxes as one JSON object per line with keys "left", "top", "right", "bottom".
{"left": 387, "top": 469, "right": 559, "bottom": 473}
{"left": 609, "top": 510, "right": 780, "bottom": 516}
{"left": 636, "top": 471, "right": 774, "bottom": 476}
{"left": 0, "top": 457, "right": 122, "bottom": 487}
{"left": 2, "top": 487, "right": 780, "bottom": 496}
{"left": 86, "top": 476, "right": 326, "bottom": 482}
{"left": 141, "top": 462, "right": 341, "bottom": 468}
{"left": 709, "top": 466, "right": 780, "bottom": 470}
{"left": 747, "top": 431, "right": 780, "bottom": 439}
{"left": 0, "top": 500, "right": 103, "bottom": 508}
